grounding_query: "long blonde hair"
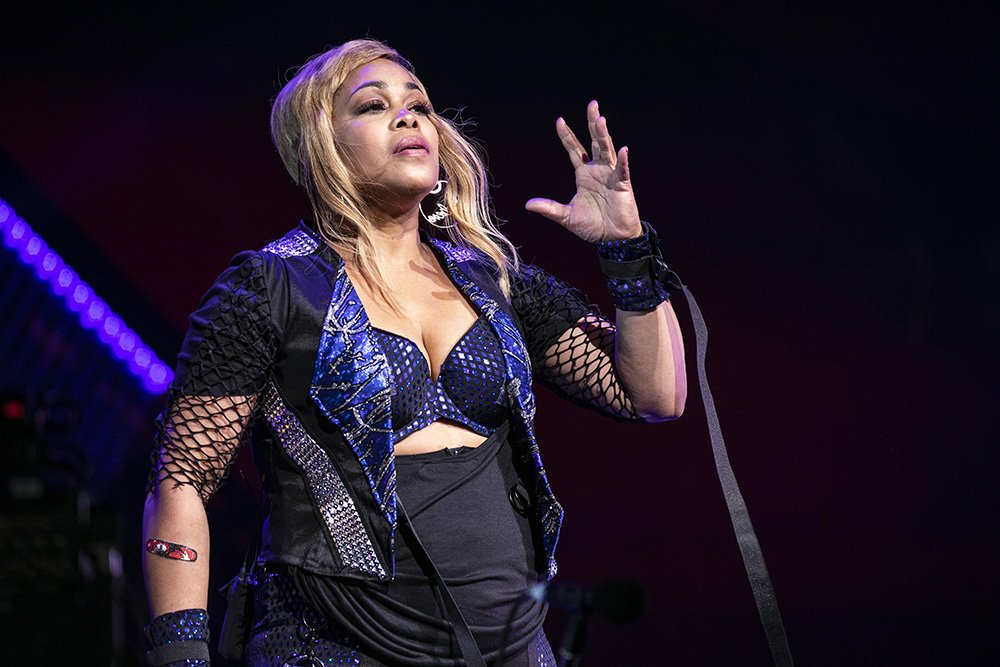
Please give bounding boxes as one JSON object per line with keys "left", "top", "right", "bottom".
{"left": 270, "top": 38, "right": 518, "bottom": 303}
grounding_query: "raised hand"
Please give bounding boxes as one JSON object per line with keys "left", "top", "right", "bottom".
{"left": 525, "top": 100, "right": 642, "bottom": 242}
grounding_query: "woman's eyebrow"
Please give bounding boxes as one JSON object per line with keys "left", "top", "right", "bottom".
{"left": 348, "top": 80, "right": 422, "bottom": 99}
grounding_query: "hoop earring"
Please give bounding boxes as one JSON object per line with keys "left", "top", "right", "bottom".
{"left": 420, "top": 179, "right": 456, "bottom": 229}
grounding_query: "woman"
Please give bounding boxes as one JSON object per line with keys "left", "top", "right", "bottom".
{"left": 143, "top": 38, "right": 686, "bottom": 666}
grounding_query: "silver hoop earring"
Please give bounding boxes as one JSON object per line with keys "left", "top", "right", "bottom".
{"left": 420, "top": 179, "right": 456, "bottom": 229}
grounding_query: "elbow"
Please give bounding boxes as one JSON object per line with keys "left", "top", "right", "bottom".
{"left": 639, "top": 404, "right": 684, "bottom": 422}
{"left": 634, "top": 387, "right": 687, "bottom": 422}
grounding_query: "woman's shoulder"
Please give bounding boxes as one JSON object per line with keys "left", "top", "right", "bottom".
{"left": 200, "top": 222, "right": 326, "bottom": 297}
{"left": 259, "top": 220, "right": 324, "bottom": 259}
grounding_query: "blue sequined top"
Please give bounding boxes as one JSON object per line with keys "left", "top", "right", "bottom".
{"left": 371, "top": 314, "right": 509, "bottom": 442}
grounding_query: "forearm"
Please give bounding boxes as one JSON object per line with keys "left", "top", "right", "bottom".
{"left": 143, "top": 483, "right": 211, "bottom": 618}
{"left": 597, "top": 221, "right": 686, "bottom": 420}
{"left": 615, "top": 299, "right": 686, "bottom": 420}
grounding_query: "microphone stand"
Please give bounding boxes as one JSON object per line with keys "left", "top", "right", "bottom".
{"left": 557, "top": 608, "right": 592, "bottom": 666}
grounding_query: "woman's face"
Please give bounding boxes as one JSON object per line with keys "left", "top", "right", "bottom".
{"left": 332, "top": 58, "right": 440, "bottom": 206}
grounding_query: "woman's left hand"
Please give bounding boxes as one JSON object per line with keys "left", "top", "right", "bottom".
{"left": 525, "top": 100, "right": 642, "bottom": 242}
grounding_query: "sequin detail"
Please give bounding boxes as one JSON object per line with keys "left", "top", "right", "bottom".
{"left": 148, "top": 608, "right": 209, "bottom": 667}
{"left": 263, "top": 227, "right": 320, "bottom": 258}
{"left": 428, "top": 238, "right": 564, "bottom": 580}
{"left": 536, "top": 629, "right": 557, "bottom": 667}
{"left": 597, "top": 222, "right": 672, "bottom": 311}
{"left": 261, "top": 383, "right": 386, "bottom": 579}
{"left": 310, "top": 262, "right": 397, "bottom": 550}
{"left": 439, "top": 243, "right": 480, "bottom": 263}
{"left": 247, "top": 573, "right": 377, "bottom": 666}
{"left": 372, "top": 316, "right": 508, "bottom": 441}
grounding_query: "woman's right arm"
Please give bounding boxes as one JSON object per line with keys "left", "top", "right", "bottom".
{"left": 143, "top": 482, "right": 211, "bottom": 616}
{"left": 143, "top": 395, "right": 256, "bottom": 616}
{"left": 141, "top": 251, "right": 279, "bottom": 662}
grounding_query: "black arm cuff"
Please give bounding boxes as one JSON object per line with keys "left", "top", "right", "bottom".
{"left": 596, "top": 221, "right": 675, "bottom": 311}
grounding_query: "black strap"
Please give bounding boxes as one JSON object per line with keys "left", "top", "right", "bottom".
{"left": 145, "top": 639, "right": 211, "bottom": 666}
{"left": 396, "top": 498, "right": 488, "bottom": 667}
{"left": 598, "top": 253, "right": 656, "bottom": 279}
{"left": 681, "top": 284, "right": 794, "bottom": 667}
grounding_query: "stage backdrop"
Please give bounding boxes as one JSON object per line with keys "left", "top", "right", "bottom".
{"left": 2, "top": 4, "right": 997, "bottom": 665}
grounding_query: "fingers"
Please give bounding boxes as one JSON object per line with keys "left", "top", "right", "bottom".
{"left": 555, "top": 100, "right": 618, "bottom": 169}
{"left": 590, "top": 102, "right": 617, "bottom": 168}
{"left": 556, "top": 117, "right": 587, "bottom": 169}
{"left": 616, "top": 146, "right": 630, "bottom": 183}
{"left": 588, "top": 100, "right": 600, "bottom": 163}
{"left": 525, "top": 197, "right": 570, "bottom": 225}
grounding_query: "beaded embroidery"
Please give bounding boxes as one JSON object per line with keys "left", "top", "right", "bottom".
{"left": 310, "top": 262, "right": 398, "bottom": 546}
{"left": 261, "top": 383, "right": 386, "bottom": 579}
{"left": 263, "top": 227, "right": 320, "bottom": 258}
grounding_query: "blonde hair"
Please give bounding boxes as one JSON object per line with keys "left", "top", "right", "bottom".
{"left": 270, "top": 38, "right": 518, "bottom": 304}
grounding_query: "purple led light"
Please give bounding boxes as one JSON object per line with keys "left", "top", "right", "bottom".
{"left": 27, "top": 239, "right": 53, "bottom": 279}
{"left": 118, "top": 330, "right": 137, "bottom": 354}
{"left": 3, "top": 217, "right": 26, "bottom": 249}
{"left": 83, "top": 299, "right": 107, "bottom": 329}
{"left": 67, "top": 283, "right": 92, "bottom": 313}
{"left": 52, "top": 267, "right": 76, "bottom": 295}
{"left": 87, "top": 300, "right": 106, "bottom": 320}
{"left": 149, "top": 363, "right": 168, "bottom": 384}
{"left": 9, "top": 219, "right": 26, "bottom": 243}
{"left": 102, "top": 315, "right": 122, "bottom": 338}
{"left": 41, "top": 252, "right": 59, "bottom": 273}
{"left": 23, "top": 234, "right": 43, "bottom": 259}
{"left": 0, "top": 197, "right": 174, "bottom": 394}
{"left": 143, "top": 370, "right": 171, "bottom": 394}
{"left": 133, "top": 346, "right": 152, "bottom": 369}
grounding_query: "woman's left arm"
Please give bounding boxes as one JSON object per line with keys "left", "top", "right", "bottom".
{"left": 613, "top": 287, "right": 687, "bottom": 420}
{"left": 525, "top": 100, "right": 686, "bottom": 421}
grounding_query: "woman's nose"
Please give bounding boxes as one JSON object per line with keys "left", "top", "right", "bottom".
{"left": 394, "top": 108, "right": 417, "bottom": 128}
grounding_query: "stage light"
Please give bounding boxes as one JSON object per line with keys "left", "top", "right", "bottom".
{"left": 0, "top": 198, "right": 173, "bottom": 394}
{"left": 39, "top": 251, "right": 60, "bottom": 277}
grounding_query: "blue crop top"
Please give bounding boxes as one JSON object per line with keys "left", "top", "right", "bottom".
{"left": 371, "top": 315, "right": 509, "bottom": 442}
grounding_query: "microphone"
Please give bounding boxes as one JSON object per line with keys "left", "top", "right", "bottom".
{"left": 523, "top": 578, "right": 648, "bottom": 624}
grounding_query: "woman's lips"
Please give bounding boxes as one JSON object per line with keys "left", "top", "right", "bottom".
{"left": 393, "top": 136, "right": 429, "bottom": 155}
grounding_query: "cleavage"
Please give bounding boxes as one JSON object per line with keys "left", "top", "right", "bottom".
{"left": 371, "top": 316, "right": 481, "bottom": 382}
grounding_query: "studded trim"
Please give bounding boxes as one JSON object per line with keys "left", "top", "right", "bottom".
{"left": 261, "top": 382, "right": 386, "bottom": 579}
{"left": 309, "top": 261, "right": 397, "bottom": 559}
{"left": 262, "top": 227, "right": 320, "bottom": 258}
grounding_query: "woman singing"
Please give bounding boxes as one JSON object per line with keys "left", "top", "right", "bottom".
{"left": 142, "top": 38, "right": 686, "bottom": 666}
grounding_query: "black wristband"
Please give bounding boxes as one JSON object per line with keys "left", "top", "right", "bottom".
{"left": 146, "top": 640, "right": 211, "bottom": 666}
{"left": 146, "top": 608, "right": 210, "bottom": 666}
{"left": 596, "top": 221, "right": 674, "bottom": 311}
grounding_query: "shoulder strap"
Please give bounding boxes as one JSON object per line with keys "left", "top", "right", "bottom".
{"left": 396, "top": 498, "right": 488, "bottom": 667}
{"left": 680, "top": 284, "right": 795, "bottom": 667}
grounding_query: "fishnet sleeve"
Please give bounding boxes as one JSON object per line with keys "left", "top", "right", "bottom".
{"left": 147, "top": 252, "right": 279, "bottom": 503}
{"left": 509, "top": 263, "right": 644, "bottom": 422}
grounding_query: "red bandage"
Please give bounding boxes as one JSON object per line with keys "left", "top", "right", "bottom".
{"left": 145, "top": 538, "right": 198, "bottom": 562}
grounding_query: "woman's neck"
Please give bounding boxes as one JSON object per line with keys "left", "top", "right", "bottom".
{"left": 368, "top": 210, "right": 424, "bottom": 264}
{"left": 336, "top": 207, "right": 432, "bottom": 275}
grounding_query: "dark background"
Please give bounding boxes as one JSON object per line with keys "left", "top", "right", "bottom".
{"left": 2, "top": 2, "right": 997, "bottom": 665}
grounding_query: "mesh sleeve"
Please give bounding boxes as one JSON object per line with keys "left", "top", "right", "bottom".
{"left": 509, "top": 262, "right": 644, "bottom": 422}
{"left": 147, "top": 252, "right": 279, "bottom": 503}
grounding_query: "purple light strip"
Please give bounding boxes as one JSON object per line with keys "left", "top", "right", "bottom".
{"left": 0, "top": 198, "right": 173, "bottom": 394}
